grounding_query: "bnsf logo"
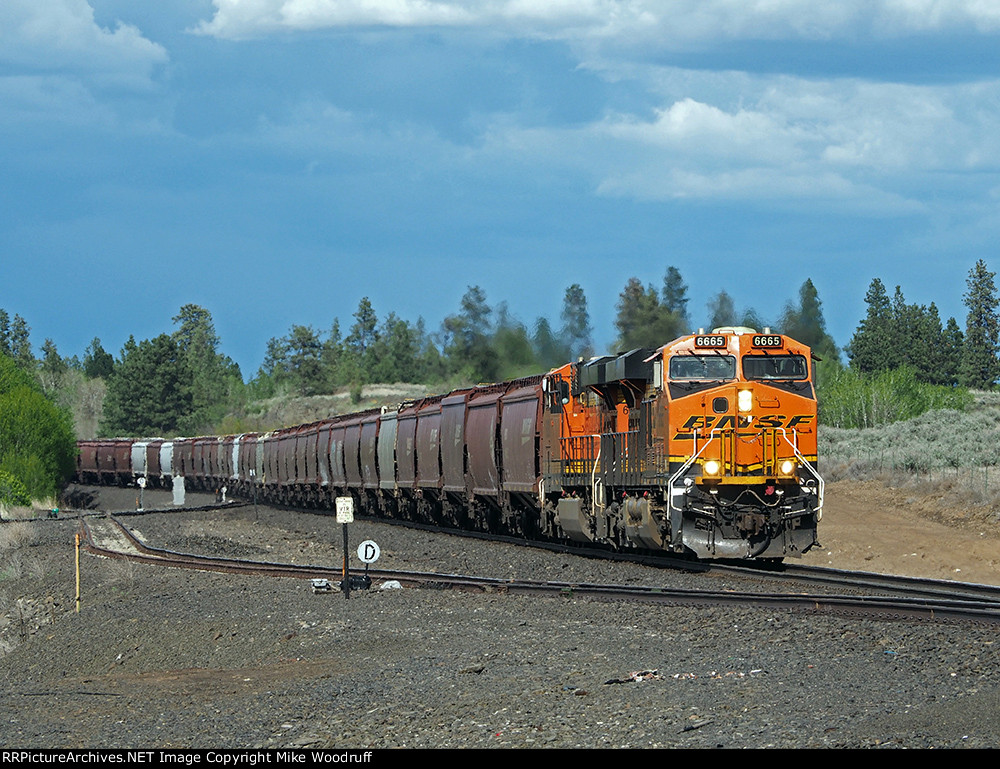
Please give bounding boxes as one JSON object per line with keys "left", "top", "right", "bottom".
{"left": 678, "top": 414, "right": 815, "bottom": 430}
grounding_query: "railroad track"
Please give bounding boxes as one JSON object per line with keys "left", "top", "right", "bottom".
{"left": 78, "top": 513, "right": 1000, "bottom": 626}
{"left": 724, "top": 559, "right": 1000, "bottom": 605}
{"left": 264, "top": 502, "right": 1000, "bottom": 605}
{"left": 73, "top": 499, "right": 1000, "bottom": 603}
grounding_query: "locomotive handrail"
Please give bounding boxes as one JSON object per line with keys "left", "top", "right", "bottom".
{"left": 664, "top": 427, "right": 725, "bottom": 549}
{"left": 591, "top": 442, "right": 604, "bottom": 512}
{"left": 777, "top": 428, "right": 824, "bottom": 520}
{"left": 666, "top": 428, "right": 717, "bottom": 509}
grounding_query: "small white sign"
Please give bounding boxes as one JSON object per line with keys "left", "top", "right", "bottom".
{"left": 336, "top": 496, "right": 355, "bottom": 524}
{"left": 357, "top": 540, "right": 380, "bottom": 564}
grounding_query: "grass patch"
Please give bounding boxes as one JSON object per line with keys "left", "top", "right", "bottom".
{"left": 0, "top": 522, "right": 38, "bottom": 551}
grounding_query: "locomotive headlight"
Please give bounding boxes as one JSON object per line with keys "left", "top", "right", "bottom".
{"left": 780, "top": 460, "right": 796, "bottom": 475}
{"left": 737, "top": 389, "right": 753, "bottom": 412}
{"left": 703, "top": 459, "right": 721, "bottom": 476}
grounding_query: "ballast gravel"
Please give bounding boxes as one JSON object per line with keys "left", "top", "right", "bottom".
{"left": 1, "top": 485, "right": 999, "bottom": 749}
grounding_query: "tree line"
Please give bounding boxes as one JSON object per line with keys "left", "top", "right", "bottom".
{"left": 256, "top": 270, "right": 840, "bottom": 401}
{"left": 6, "top": 268, "right": 844, "bottom": 444}
{"left": 612, "top": 270, "right": 840, "bottom": 363}
{"left": 821, "top": 260, "right": 998, "bottom": 428}
{"left": 845, "top": 260, "right": 999, "bottom": 391}
{"left": 256, "top": 284, "right": 595, "bottom": 400}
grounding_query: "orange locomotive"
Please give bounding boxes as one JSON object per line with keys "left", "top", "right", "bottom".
{"left": 540, "top": 327, "right": 822, "bottom": 559}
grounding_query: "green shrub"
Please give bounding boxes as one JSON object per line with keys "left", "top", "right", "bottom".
{"left": 0, "top": 354, "right": 77, "bottom": 500}
{"left": 818, "top": 366, "right": 972, "bottom": 429}
{"left": 0, "top": 470, "right": 30, "bottom": 507}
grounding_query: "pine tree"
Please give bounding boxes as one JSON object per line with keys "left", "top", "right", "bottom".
{"left": 492, "top": 304, "right": 538, "bottom": 379}
{"left": 172, "top": 304, "right": 241, "bottom": 432}
{"left": 83, "top": 337, "right": 115, "bottom": 379}
{"left": 533, "top": 317, "right": 568, "bottom": 369}
{"left": 614, "top": 278, "right": 652, "bottom": 349}
{"left": 368, "top": 313, "right": 425, "bottom": 383}
{"left": 706, "top": 290, "right": 736, "bottom": 330}
{"left": 345, "top": 298, "right": 379, "bottom": 358}
{"left": 443, "top": 286, "right": 497, "bottom": 382}
{"left": 614, "top": 277, "right": 685, "bottom": 350}
{"left": 321, "top": 319, "right": 345, "bottom": 387}
{"left": 285, "top": 325, "right": 325, "bottom": 396}
{"left": 172, "top": 304, "right": 220, "bottom": 352}
{"left": 890, "top": 286, "right": 917, "bottom": 370}
{"left": 661, "top": 267, "right": 690, "bottom": 330}
{"left": 9, "top": 314, "right": 33, "bottom": 370}
{"left": 774, "top": 280, "right": 840, "bottom": 385}
{"left": 415, "top": 318, "right": 445, "bottom": 383}
{"left": 101, "top": 335, "right": 192, "bottom": 436}
{"left": 559, "top": 284, "right": 593, "bottom": 360}
{"left": 259, "top": 336, "right": 290, "bottom": 380}
{"left": 959, "top": 259, "right": 1000, "bottom": 390}
{"left": 38, "top": 339, "right": 66, "bottom": 395}
{"left": 942, "top": 316, "right": 964, "bottom": 387}
{"left": 847, "top": 278, "right": 894, "bottom": 373}
{"left": 911, "top": 303, "right": 947, "bottom": 385}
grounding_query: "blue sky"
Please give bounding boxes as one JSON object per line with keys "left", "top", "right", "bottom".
{"left": 3, "top": 1, "right": 1000, "bottom": 377}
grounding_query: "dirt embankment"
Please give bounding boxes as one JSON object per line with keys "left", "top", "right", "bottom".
{"left": 801, "top": 480, "right": 1000, "bottom": 585}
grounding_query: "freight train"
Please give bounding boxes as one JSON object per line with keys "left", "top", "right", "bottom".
{"left": 76, "top": 327, "right": 822, "bottom": 560}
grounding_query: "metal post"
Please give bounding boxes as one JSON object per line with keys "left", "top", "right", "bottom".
{"left": 335, "top": 496, "right": 355, "bottom": 598}
{"left": 250, "top": 470, "right": 258, "bottom": 521}
{"left": 74, "top": 533, "right": 81, "bottom": 614}
{"left": 342, "top": 523, "right": 350, "bottom": 600}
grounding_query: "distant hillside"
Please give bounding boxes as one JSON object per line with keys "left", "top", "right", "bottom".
{"left": 217, "top": 382, "right": 439, "bottom": 434}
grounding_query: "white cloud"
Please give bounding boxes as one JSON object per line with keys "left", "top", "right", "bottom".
{"left": 879, "top": 0, "right": 1000, "bottom": 33}
{"left": 194, "top": 0, "right": 628, "bottom": 38}
{"left": 596, "top": 167, "right": 906, "bottom": 210}
{"left": 194, "top": 0, "right": 1000, "bottom": 41}
{"left": 454, "top": 72, "right": 1000, "bottom": 212}
{"left": 0, "top": 0, "right": 167, "bottom": 79}
{"left": 600, "top": 98, "right": 789, "bottom": 164}
{"left": 239, "top": 62, "right": 1000, "bottom": 216}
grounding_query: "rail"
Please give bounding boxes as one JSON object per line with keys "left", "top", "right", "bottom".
{"left": 77, "top": 513, "right": 1000, "bottom": 626}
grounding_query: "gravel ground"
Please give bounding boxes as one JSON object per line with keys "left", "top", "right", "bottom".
{"left": 2, "top": 485, "right": 1000, "bottom": 749}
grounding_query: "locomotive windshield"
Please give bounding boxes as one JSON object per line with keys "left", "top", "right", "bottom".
{"left": 669, "top": 355, "right": 736, "bottom": 381}
{"left": 742, "top": 355, "right": 808, "bottom": 380}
